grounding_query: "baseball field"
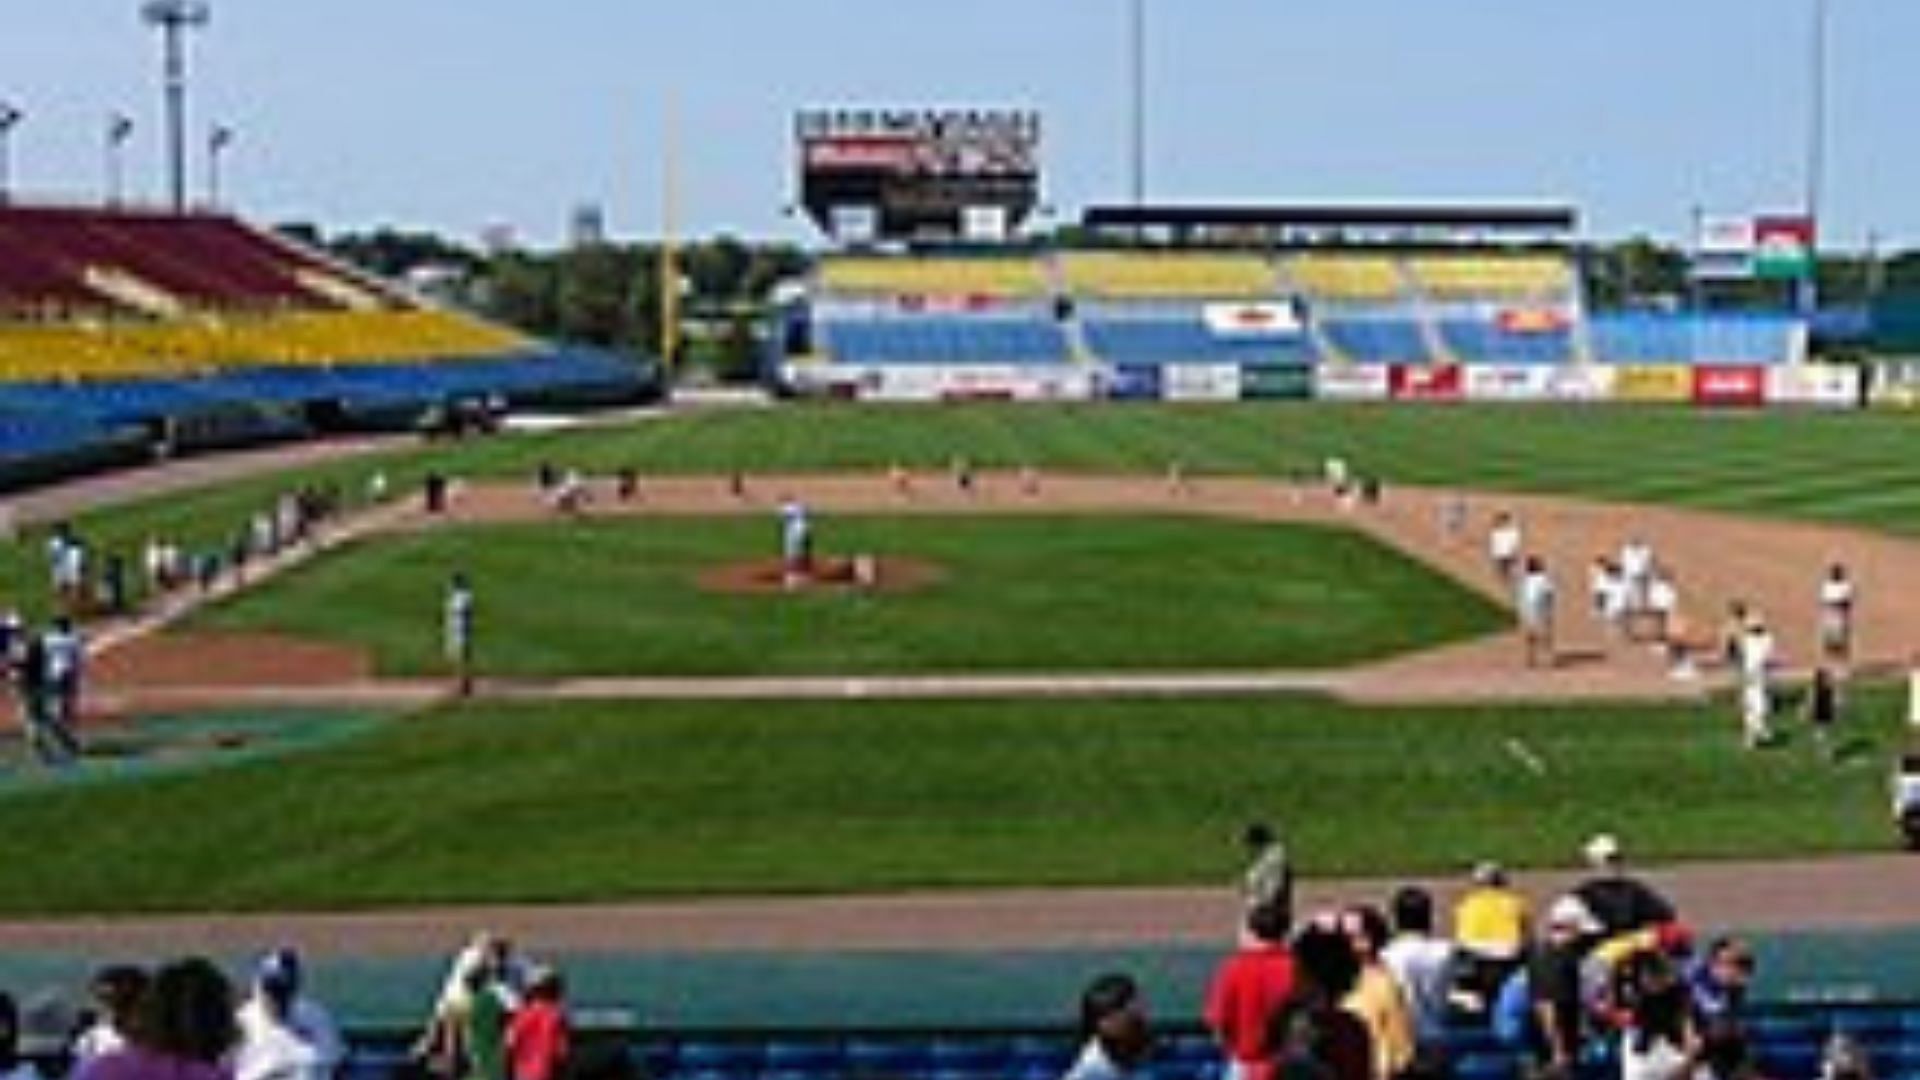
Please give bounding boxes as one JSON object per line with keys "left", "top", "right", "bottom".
{"left": 5, "top": 402, "right": 1918, "bottom": 917}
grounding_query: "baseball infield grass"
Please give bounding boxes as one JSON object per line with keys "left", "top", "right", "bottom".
{"left": 192, "top": 515, "right": 1505, "bottom": 676}
{"left": 0, "top": 692, "right": 1900, "bottom": 914}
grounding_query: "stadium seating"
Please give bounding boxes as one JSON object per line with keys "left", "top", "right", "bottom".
{"left": 1284, "top": 254, "right": 1409, "bottom": 304}
{"left": 1057, "top": 252, "right": 1276, "bottom": 299}
{"left": 818, "top": 314, "right": 1071, "bottom": 366}
{"left": 1318, "top": 317, "right": 1432, "bottom": 365}
{"left": 817, "top": 257, "right": 1051, "bottom": 299}
{"left": 1405, "top": 254, "right": 1575, "bottom": 301}
{"left": 1438, "top": 319, "right": 1577, "bottom": 366}
{"left": 1080, "top": 303, "right": 1311, "bottom": 366}
{"left": 1589, "top": 313, "right": 1804, "bottom": 366}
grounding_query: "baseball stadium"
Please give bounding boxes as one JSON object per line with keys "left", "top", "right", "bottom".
{"left": 1, "top": 5, "right": 1918, "bottom": 1080}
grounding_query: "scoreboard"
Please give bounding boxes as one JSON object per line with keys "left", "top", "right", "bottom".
{"left": 796, "top": 108, "right": 1041, "bottom": 243}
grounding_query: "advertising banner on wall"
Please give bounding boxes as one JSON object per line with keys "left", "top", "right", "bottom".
{"left": 1389, "top": 364, "right": 1464, "bottom": 402}
{"left": 1315, "top": 364, "right": 1391, "bottom": 401}
{"left": 1766, "top": 364, "right": 1861, "bottom": 409}
{"left": 1465, "top": 366, "right": 1554, "bottom": 402}
{"left": 1610, "top": 365, "right": 1694, "bottom": 403}
{"left": 1240, "top": 365, "right": 1315, "bottom": 400}
{"left": 1163, "top": 364, "right": 1243, "bottom": 402}
{"left": 1204, "top": 303, "right": 1303, "bottom": 339}
{"left": 1547, "top": 365, "right": 1616, "bottom": 402}
{"left": 1105, "top": 365, "right": 1164, "bottom": 401}
{"left": 1691, "top": 365, "right": 1768, "bottom": 407}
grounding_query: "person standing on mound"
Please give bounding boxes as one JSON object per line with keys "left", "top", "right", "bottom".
{"left": 779, "top": 498, "right": 813, "bottom": 587}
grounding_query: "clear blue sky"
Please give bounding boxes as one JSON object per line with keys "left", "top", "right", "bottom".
{"left": 2, "top": 0, "right": 1913, "bottom": 250}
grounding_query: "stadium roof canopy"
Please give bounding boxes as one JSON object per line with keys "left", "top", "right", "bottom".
{"left": 1080, "top": 203, "right": 1579, "bottom": 247}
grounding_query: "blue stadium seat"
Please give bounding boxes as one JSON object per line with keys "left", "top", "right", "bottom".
{"left": 845, "top": 1038, "right": 931, "bottom": 1077}
{"left": 676, "top": 1040, "right": 765, "bottom": 1075}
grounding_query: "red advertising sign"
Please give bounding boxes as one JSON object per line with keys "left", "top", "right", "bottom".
{"left": 1389, "top": 364, "right": 1463, "bottom": 402}
{"left": 1691, "top": 365, "right": 1768, "bottom": 407}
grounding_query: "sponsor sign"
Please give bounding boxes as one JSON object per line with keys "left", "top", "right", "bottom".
{"left": 1692, "top": 365, "right": 1768, "bottom": 407}
{"left": 1239, "top": 365, "right": 1315, "bottom": 401}
{"left": 1496, "top": 308, "right": 1572, "bottom": 336}
{"left": 1389, "top": 364, "right": 1464, "bottom": 402}
{"left": 1314, "top": 364, "right": 1391, "bottom": 401}
{"left": 1204, "top": 302, "right": 1303, "bottom": 339}
{"left": 798, "top": 107, "right": 1041, "bottom": 241}
{"left": 1465, "top": 366, "right": 1555, "bottom": 402}
{"left": 1754, "top": 216, "right": 1817, "bottom": 281}
{"left": 1766, "top": 364, "right": 1861, "bottom": 409}
{"left": 1610, "top": 365, "right": 1693, "bottom": 403}
{"left": 1547, "top": 366, "right": 1615, "bottom": 402}
{"left": 1106, "top": 365, "right": 1163, "bottom": 401}
{"left": 1163, "top": 364, "right": 1242, "bottom": 402}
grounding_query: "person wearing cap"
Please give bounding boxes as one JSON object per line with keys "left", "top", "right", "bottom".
{"left": 1527, "top": 895, "right": 1602, "bottom": 1080}
{"left": 1573, "top": 835, "right": 1676, "bottom": 938}
{"left": 1734, "top": 617, "right": 1777, "bottom": 749}
{"left": 1451, "top": 863, "right": 1530, "bottom": 1016}
{"left": 1240, "top": 823, "right": 1292, "bottom": 927}
{"left": 233, "top": 949, "right": 345, "bottom": 1080}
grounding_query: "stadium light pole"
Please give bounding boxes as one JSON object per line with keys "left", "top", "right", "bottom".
{"left": 206, "top": 123, "right": 233, "bottom": 208}
{"left": 0, "top": 102, "right": 21, "bottom": 205}
{"left": 1803, "top": 0, "right": 1831, "bottom": 314}
{"left": 141, "top": 0, "right": 211, "bottom": 214}
{"left": 1127, "top": 0, "right": 1147, "bottom": 227}
{"left": 106, "top": 113, "right": 134, "bottom": 206}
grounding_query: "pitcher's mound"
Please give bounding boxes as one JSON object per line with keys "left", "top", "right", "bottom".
{"left": 698, "top": 556, "right": 945, "bottom": 596}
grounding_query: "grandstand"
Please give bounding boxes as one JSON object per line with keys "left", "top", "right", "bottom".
{"left": 779, "top": 203, "right": 1817, "bottom": 401}
{"left": 0, "top": 203, "right": 654, "bottom": 487}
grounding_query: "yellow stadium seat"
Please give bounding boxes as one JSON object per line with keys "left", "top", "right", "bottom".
{"left": 819, "top": 257, "right": 1049, "bottom": 298}
{"left": 1058, "top": 252, "right": 1275, "bottom": 299}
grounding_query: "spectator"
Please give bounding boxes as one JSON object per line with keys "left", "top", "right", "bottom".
{"left": 1686, "top": 939, "right": 1755, "bottom": 1032}
{"left": 506, "top": 968, "right": 570, "bottom": 1080}
{"left": 1340, "top": 906, "right": 1415, "bottom": 1080}
{"left": 1572, "top": 834, "right": 1675, "bottom": 937}
{"left": 71, "top": 967, "right": 150, "bottom": 1064}
{"left": 1206, "top": 903, "right": 1297, "bottom": 1080}
{"left": 1896, "top": 749, "right": 1920, "bottom": 851}
{"left": 1241, "top": 823, "right": 1292, "bottom": 926}
{"left": 1380, "top": 887, "right": 1454, "bottom": 1053}
{"left": 1528, "top": 895, "right": 1601, "bottom": 1080}
{"left": 75, "top": 958, "right": 237, "bottom": 1080}
{"left": 1269, "top": 918, "right": 1371, "bottom": 1080}
{"left": 232, "top": 949, "right": 345, "bottom": 1080}
{"left": 1451, "top": 862, "right": 1529, "bottom": 1015}
{"left": 1615, "top": 949, "right": 1699, "bottom": 1080}
{"left": 0, "top": 993, "right": 46, "bottom": 1080}
{"left": 460, "top": 957, "right": 510, "bottom": 1080}
{"left": 1060, "top": 973, "right": 1150, "bottom": 1080}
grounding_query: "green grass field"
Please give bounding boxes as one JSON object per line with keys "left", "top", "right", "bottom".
{"left": 11, "top": 403, "right": 1920, "bottom": 621}
{"left": 0, "top": 692, "right": 1900, "bottom": 914}
{"left": 193, "top": 515, "right": 1504, "bottom": 676}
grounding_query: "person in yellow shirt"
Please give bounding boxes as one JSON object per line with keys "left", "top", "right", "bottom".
{"left": 1342, "top": 906, "right": 1416, "bottom": 1080}
{"left": 1452, "top": 862, "right": 1531, "bottom": 1016}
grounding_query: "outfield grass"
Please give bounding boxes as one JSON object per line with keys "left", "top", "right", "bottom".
{"left": 194, "top": 515, "right": 1504, "bottom": 676}
{"left": 0, "top": 692, "right": 1900, "bottom": 914}
{"left": 400, "top": 404, "right": 1920, "bottom": 534}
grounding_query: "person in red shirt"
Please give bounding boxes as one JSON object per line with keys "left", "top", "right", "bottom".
{"left": 1206, "top": 903, "right": 1297, "bottom": 1080}
{"left": 505, "top": 968, "right": 570, "bottom": 1080}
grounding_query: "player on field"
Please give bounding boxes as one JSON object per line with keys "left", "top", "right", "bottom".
{"left": 1818, "top": 562, "right": 1856, "bottom": 665}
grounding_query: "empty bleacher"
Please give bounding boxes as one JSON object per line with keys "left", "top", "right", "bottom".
{"left": 1058, "top": 252, "right": 1275, "bottom": 300}
{"left": 1590, "top": 313, "right": 1805, "bottom": 366}
{"left": 0, "top": 203, "right": 652, "bottom": 486}
{"left": 817, "top": 256, "right": 1051, "bottom": 299}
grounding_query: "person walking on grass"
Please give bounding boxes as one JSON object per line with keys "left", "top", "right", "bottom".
{"left": 445, "top": 574, "right": 476, "bottom": 697}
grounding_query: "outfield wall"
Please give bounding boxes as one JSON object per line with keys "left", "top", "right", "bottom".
{"left": 780, "top": 362, "right": 1863, "bottom": 409}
